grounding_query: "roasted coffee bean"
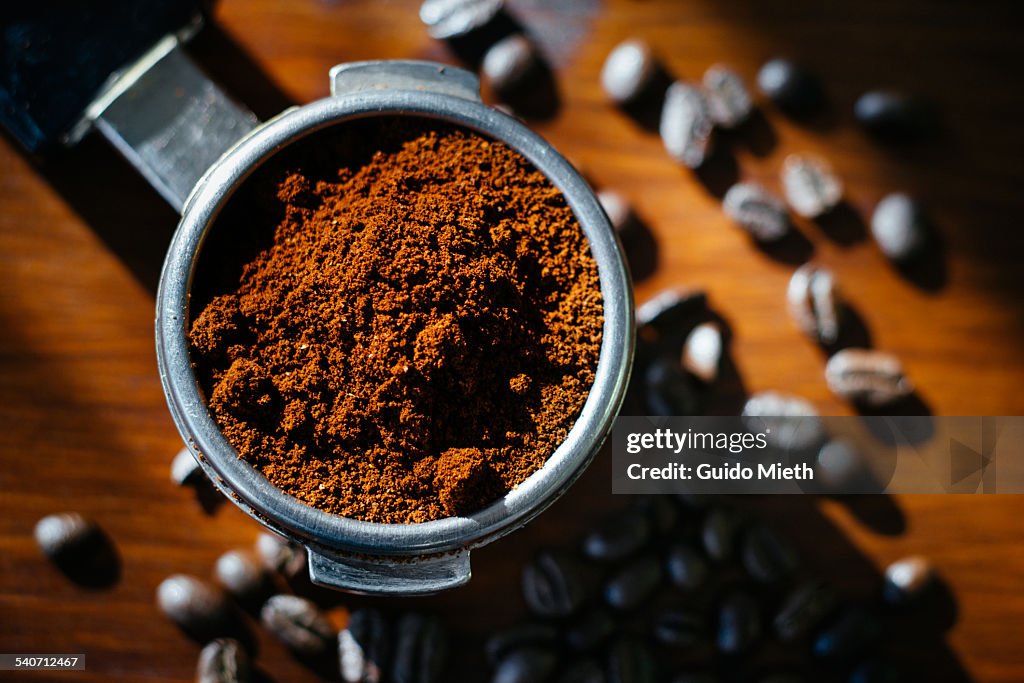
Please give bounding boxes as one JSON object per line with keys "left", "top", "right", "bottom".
{"left": 854, "top": 90, "right": 934, "bottom": 140}
{"left": 419, "top": 0, "right": 503, "bottom": 40}
{"left": 883, "top": 555, "right": 935, "bottom": 605}
{"left": 34, "top": 512, "right": 97, "bottom": 560}
{"left": 215, "top": 550, "right": 270, "bottom": 604}
{"left": 255, "top": 531, "right": 307, "bottom": 579}
{"left": 665, "top": 544, "right": 709, "bottom": 592}
{"left": 261, "top": 594, "right": 335, "bottom": 656}
{"left": 716, "top": 593, "right": 761, "bottom": 655}
{"left": 171, "top": 447, "right": 203, "bottom": 486}
{"left": 392, "top": 614, "right": 449, "bottom": 683}
{"left": 559, "top": 659, "right": 607, "bottom": 683}
{"left": 870, "top": 193, "right": 928, "bottom": 262}
{"left": 491, "top": 648, "right": 558, "bottom": 683}
{"left": 565, "top": 609, "right": 617, "bottom": 652}
{"left": 661, "top": 82, "right": 715, "bottom": 168}
{"left": 601, "top": 39, "right": 659, "bottom": 105}
{"left": 652, "top": 609, "right": 705, "bottom": 647}
{"left": 701, "top": 507, "right": 745, "bottom": 563}
{"left": 644, "top": 357, "right": 703, "bottom": 417}
{"left": 522, "top": 551, "right": 586, "bottom": 618}
{"left": 756, "top": 58, "right": 822, "bottom": 115}
{"left": 787, "top": 264, "right": 843, "bottom": 345}
{"left": 604, "top": 555, "right": 663, "bottom": 611}
{"left": 741, "top": 392, "right": 826, "bottom": 452}
{"left": 722, "top": 183, "right": 789, "bottom": 242}
{"left": 740, "top": 524, "right": 798, "bottom": 583}
{"left": 703, "top": 65, "right": 753, "bottom": 129}
{"left": 583, "top": 511, "right": 652, "bottom": 562}
{"left": 781, "top": 154, "right": 842, "bottom": 219}
{"left": 682, "top": 322, "right": 723, "bottom": 384}
{"left": 197, "top": 638, "right": 250, "bottom": 683}
{"left": 631, "top": 495, "right": 678, "bottom": 536}
{"left": 825, "top": 349, "right": 912, "bottom": 407}
{"left": 815, "top": 439, "right": 867, "bottom": 492}
{"left": 670, "top": 674, "right": 716, "bottom": 683}
{"left": 812, "top": 606, "right": 881, "bottom": 660}
{"left": 339, "top": 608, "right": 391, "bottom": 683}
{"left": 606, "top": 638, "right": 656, "bottom": 683}
{"left": 157, "top": 574, "right": 233, "bottom": 636}
{"left": 482, "top": 34, "right": 539, "bottom": 96}
{"left": 597, "top": 189, "right": 640, "bottom": 240}
{"left": 773, "top": 580, "right": 841, "bottom": 642}
{"left": 849, "top": 659, "right": 902, "bottom": 683}
{"left": 486, "top": 623, "right": 558, "bottom": 664}
{"left": 636, "top": 289, "right": 708, "bottom": 332}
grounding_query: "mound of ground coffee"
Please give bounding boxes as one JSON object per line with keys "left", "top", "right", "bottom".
{"left": 189, "top": 121, "right": 602, "bottom": 523}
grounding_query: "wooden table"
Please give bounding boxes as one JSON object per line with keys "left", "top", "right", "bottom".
{"left": 2, "top": 0, "right": 1022, "bottom": 680}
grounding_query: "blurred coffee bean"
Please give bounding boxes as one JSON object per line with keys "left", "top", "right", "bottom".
{"left": 392, "top": 614, "right": 449, "bottom": 683}
{"left": 157, "top": 574, "right": 233, "bottom": 636}
{"left": 419, "top": 0, "right": 503, "bottom": 40}
{"left": 682, "top": 322, "right": 723, "bottom": 384}
{"left": 606, "top": 639, "right": 656, "bottom": 683}
{"left": 850, "top": 659, "right": 902, "bottom": 683}
{"left": 631, "top": 495, "right": 678, "bottom": 536}
{"left": 722, "top": 183, "right": 789, "bottom": 242}
{"left": 597, "top": 189, "right": 640, "bottom": 240}
{"left": 559, "top": 659, "right": 607, "bottom": 683}
{"left": 522, "top": 551, "right": 586, "bottom": 618}
{"left": 171, "top": 447, "right": 202, "bottom": 486}
{"left": 703, "top": 65, "right": 753, "bottom": 128}
{"left": 773, "top": 580, "right": 841, "bottom": 642}
{"left": 652, "top": 609, "right": 705, "bottom": 647}
{"left": 812, "top": 606, "right": 881, "bottom": 661}
{"left": 742, "top": 392, "right": 826, "bottom": 452}
{"left": 583, "top": 511, "right": 652, "bottom": 562}
{"left": 716, "top": 593, "right": 761, "bottom": 655}
{"left": 854, "top": 90, "right": 935, "bottom": 140}
{"left": 255, "top": 531, "right": 307, "bottom": 580}
{"left": 870, "top": 193, "right": 929, "bottom": 262}
{"left": 491, "top": 648, "right": 558, "bottom": 683}
{"left": 660, "top": 82, "right": 715, "bottom": 168}
{"left": 825, "top": 349, "right": 913, "bottom": 407}
{"left": 636, "top": 289, "right": 708, "bottom": 335}
{"left": 701, "top": 507, "right": 745, "bottom": 563}
{"left": 740, "top": 524, "right": 798, "bottom": 583}
{"left": 482, "top": 34, "right": 539, "bottom": 97}
{"left": 665, "top": 544, "right": 709, "bottom": 592}
{"left": 883, "top": 556, "right": 935, "bottom": 605}
{"left": 215, "top": 550, "right": 270, "bottom": 604}
{"left": 604, "top": 555, "right": 663, "bottom": 611}
{"left": 787, "top": 264, "right": 843, "bottom": 345}
{"left": 34, "top": 512, "right": 97, "bottom": 560}
{"left": 339, "top": 608, "right": 391, "bottom": 683}
{"left": 756, "top": 58, "right": 823, "bottom": 115}
{"left": 601, "top": 39, "right": 659, "bottom": 105}
{"left": 781, "top": 154, "right": 843, "bottom": 218}
{"left": 196, "top": 638, "right": 250, "bottom": 683}
{"left": 565, "top": 609, "right": 616, "bottom": 652}
{"left": 486, "top": 623, "right": 558, "bottom": 664}
{"left": 261, "top": 595, "right": 334, "bottom": 656}
{"left": 816, "top": 439, "right": 867, "bottom": 492}
{"left": 644, "top": 357, "right": 703, "bottom": 416}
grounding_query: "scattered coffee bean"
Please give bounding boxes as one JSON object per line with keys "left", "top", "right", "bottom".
{"left": 870, "top": 193, "right": 928, "bottom": 262}
{"left": 171, "top": 447, "right": 203, "bottom": 486}
{"left": 157, "top": 574, "right": 232, "bottom": 636}
{"left": 741, "top": 392, "right": 826, "bottom": 452}
{"left": 631, "top": 495, "right": 678, "bottom": 536}
{"left": 260, "top": 594, "right": 335, "bottom": 656}
{"left": 644, "top": 357, "right": 703, "bottom": 416}
{"left": 597, "top": 189, "right": 640, "bottom": 240}
{"left": 883, "top": 556, "right": 935, "bottom": 605}
{"left": 787, "top": 264, "right": 843, "bottom": 345}
{"left": 703, "top": 65, "right": 753, "bottom": 129}
{"left": 606, "top": 638, "right": 656, "bottom": 683}
{"left": 816, "top": 439, "right": 868, "bottom": 492}
{"left": 255, "top": 531, "right": 307, "bottom": 580}
{"left": 34, "top": 512, "right": 97, "bottom": 560}
{"left": 392, "top": 613, "right": 449, "bottom": 683}
{"left": 419, "top": 0, "right": 503, "bottom": 40}
{"left": 773, "top": 580, "right": 841, "bottom": 642}
{"left": 583, "top": 511, "right": 652, "bottom": 562}
{"left": 854, "top": 90, "right": 935, "bottom": 140}
{"left": 812, "top": 606, "right": 881, "bottom": 661}
{"left": 682, "top": 322, "right": 723, "bottom": 384}
{"left": 665, "top": 543, "right": 710, "bottom": 592}
{"left": 756, "top": 58, "right": 822, "bottom": 115}
{"left": 486, "top": 623, "right": 558, "bottom": 664}
{"left": 214, "top": 550, "right": 270, "bottom": 604}
{"left": 601, "top": 39, "right": 659, "bottom": 105}
{"left": 652, "top": 609, "right": 705, "bottom": 647}
{"left": 781, "top": 154, "right": 843, "bottom": 218}
{"left": 660, "top": 82, "right": 715, "bottom": 168}
{"left": 522, "top": 551, "right": 587, "bottom": 618}
{"left": 717, "top": 593, "right": 761, "bottom": 655}
{"left": 565, "top": 609, "right": 617, "bottom": 652}
{"left": 559, "top": 659, "right": 607, "bottom": 683}
{"left": 482, "top": 34, "right": 539, "bottom": 96}
{"left": 722, "top": 183, "right": 789, "bottom": 242}
{"left": 740, "top": 524, "right": 798, "bottom": 583}
{"left": 196, "top": 638, "right": 250, "bottom": 683}
{"left": 604, "top": 555, "right": 663, "bottom": 611}
{"left": 636, "top": 289, "right": 708, "bottom": 333}
{"left": 701, "top": 506, "right": 745, "bottom": 563}
{"left": 825, "top": 349, "right": 912, "bottom": 407}
{"left": 491, "top": 648, "right": 558, "bottom": 683}
{"left": 339, "top": 608, "right": 391, "bottom": 683}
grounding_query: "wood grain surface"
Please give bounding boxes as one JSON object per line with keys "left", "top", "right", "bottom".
{"left": 2, "top": 0, "right": 1023, "bottom": 681}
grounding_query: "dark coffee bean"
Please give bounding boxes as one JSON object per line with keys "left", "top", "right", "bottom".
{"left": 631, "top": 495, "right": 678, "bottom": 536}
{"left": 883, "top": 556, "right": 935, "bottom": 605}
{"left": 825, "top": 349, "right": 913, "bottom": 407}
{"left": 583, "top": 511, "right": 652, "bottom": 562}
{"left": 787, "top": 264, "right": 843, "bottom": 345}
{"left": 597, "top": 189, "right": 640, "bottom": 240}
{"left": 815, "top": 439, "right": 867, "bottom": 492}
{"left": 565, "top": 609, "right": 617, "bottom": 652}
{"left": 601, "top": 39, "right": 659, "bottom": 105}
{"left": 482, "top": 34, "right": 539, "bottom": 96}
{"left": 660, "top": 81, "right": 715, "bottom": 168}
{"left": 722, "top": 183, "right": 789, "bottom": 242}
{"left": 703, "top": 65, "right": 753, "bottom": 129}
{"left": 850, "top": 659, "right": 902, "bottom": 683}
{"left": 215, "top": 550, "right": 270, "bottom": 604}
{"left": 741, "top": 392, "right": 825, "bottom": 452}
{"left": 491, "top": 648, "right": 558, "bottom": 683}
{"left": 756, "top": 58, "right": 823, "bottom": 115}
{"left": 34, "top": 512, "right": 97, "bottom": 560}
{"left": 604, "top": 555, "right": 663, "bottom": 611}
{"left": 171, "top": 447, "right": 203, "bottom": 486}
{"left": 559, "top": 659, "right": 607, "bottom": 683}
{"left": 522, "top": 551, "right": 587, "bottom": 618}
{"left": 419, "top": 0, "right": 503, "bottom": 40}
{"left": 665, "top": 544, "right": 709, "bottom": 592}
{"left": 740, "top": 524, "right": 798, "bottom": 584}
{"left": 812, "top": 606, "right": 881, "bottom": 661}
{"left": 486, "top": 623, "right": 558, "bottom": 665}
{"left": 261, "top": 594, "right": 334, "bottom": 656}
{"left": 781, "top": 154, "right": 843, "bottom": 219}
{"left": 340, "top": 608, "right": 391, "bottom": 683}
{"left": 701, "top": 507, "right": 745, "bottom": 563}
{"left": 392, "top": 614, "right": 449, "bottom": 683}
{"left": 157, "top": 574, "right": 233, "bottom": 636}
{"left": 716, "top": 593, "right": 761, "bottom": 655}
{"left": 670, "top": 674, "right": 716, "bottom": 683}
{"left": 870, "top": 193, "right": 928, "bottom": 263}
{"left": 854, "top": 90, "right": 935, "bottom": 140}
{"left": 197, "top": 638, "right": 250, "bottom": 683}
{"left": 606, "top": 639, "right": 656, "bottom": 683}
{"left": 682, "top": 322, "right": 723, "bottom": 384}
{"left": 773, "top": 580, "right": 841, "bottom": 642}
{"left": 652, "top": 609, "right": 705, "bottom": 647}
{"left": 644, "top": 357, "right": 703, "bottom": 417}
{"left": 255, "top": 531, "right": 307, "bottom": 579}
{"left": 636, "top": 289, "right": 708, "bottom": 333}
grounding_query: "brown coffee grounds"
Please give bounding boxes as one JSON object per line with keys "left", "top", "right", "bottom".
{"left": 189, "top": 121, "right": 603, "bottom": 524}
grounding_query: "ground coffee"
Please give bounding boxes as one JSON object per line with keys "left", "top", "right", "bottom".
{"left": 189, "top": 120, "right": 602, "bottom": 524}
